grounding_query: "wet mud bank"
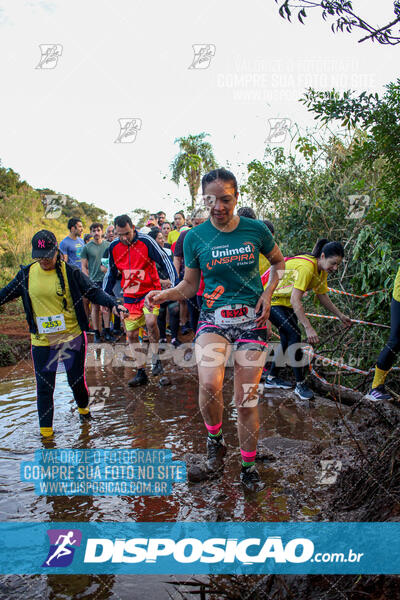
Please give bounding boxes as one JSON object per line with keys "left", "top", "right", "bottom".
{"left": 0, "top": 353, "right": 398, "bottom": 598}
{"left": 0, "top": 334, "right": 30, "bottom": 366}
{"left": 182, "top": 387, "right": 400, "bottom": 599}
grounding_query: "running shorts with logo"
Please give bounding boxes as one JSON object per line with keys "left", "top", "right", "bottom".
{"left": 195, "top": 304, "right": 268, "bottom": 351}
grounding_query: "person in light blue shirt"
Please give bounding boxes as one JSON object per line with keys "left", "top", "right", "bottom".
{"left": 59, "top": 218, "right": 85, "bottom": 269}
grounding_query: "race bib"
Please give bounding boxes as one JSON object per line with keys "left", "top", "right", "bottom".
{"left": 214, "top": 304, "right": 255, "bottom": 326}
{"left": 36, "top": 314, "right": 66, "bottom": 334}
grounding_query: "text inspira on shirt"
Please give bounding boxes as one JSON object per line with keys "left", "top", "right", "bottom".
{"left": 183, "top": 217, "right": 275, "bottom": 310}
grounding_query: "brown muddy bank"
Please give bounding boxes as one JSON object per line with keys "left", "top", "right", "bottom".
{"left": 178, "top": 391, "right": 400, "bottom": 599}
{"left": 0, "top": 347, "right": 399, "bottom": 599}
{"left": 0, "top": 302, "right": 30, "bottom": 366}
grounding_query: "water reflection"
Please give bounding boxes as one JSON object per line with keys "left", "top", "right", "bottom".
{"left": 0, "top": 355, "right": 353, "bottom": 597}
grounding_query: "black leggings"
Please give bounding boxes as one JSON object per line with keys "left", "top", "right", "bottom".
{"left": 267, "top": 305, "right": 305, "bottom": 383}
{"left": 188, "top": 294, "right": 203, "bottom": 332}
{"left": 377, "top": 298, "right": 400, "bottom": 371}
{"left": 31, "top": 333, "right": 89, "bottom": 428}
{"left": 157, "top": 301, "right": 180, "bottom": 340}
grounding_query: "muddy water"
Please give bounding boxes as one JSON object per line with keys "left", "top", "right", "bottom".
{"left": 0, "top": 344, "right": 355, "bottom": 599}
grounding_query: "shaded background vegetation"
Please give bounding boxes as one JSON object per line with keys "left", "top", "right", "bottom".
{"left": 0, "top": 162, "right": 108, "bottom": 287}
{"left": 241, "top": 79, "right": 400, "bottom": 394}
{"left": 1, "top": 79, "right": 399, "bottom": 393}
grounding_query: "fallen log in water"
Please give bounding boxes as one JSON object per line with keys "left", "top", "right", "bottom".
{"left": 309, "top": 371, "right": 364, "bottom": 405}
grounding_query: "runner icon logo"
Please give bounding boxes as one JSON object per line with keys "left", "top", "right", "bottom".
{"left": 318, "top": 460, "right": 342, "bottom": 485}
{"left": 36, "top": 44, "right": 63, "bottom": 69}
{"left": 188, "top": 44, "right": 216, "bottom": 69}
{"left": 114, "top": 118, "right": 142, "bottom": 143}
{"left": 266, "top": 118, "right": 291, "bottom": 143}
{"left": 43, "top": 194, "right": 67, "bottom": 219}
{"left": 88, "top": 386, "right": 110, "bottom": 411}
{"left": 42, "top": 529, "right": 82, "bottom": 567}
{"left": 346, "top": 195, "right": 370, "bottom": 220}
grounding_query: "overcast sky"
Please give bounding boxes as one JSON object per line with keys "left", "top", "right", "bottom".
{"left": 0, "top": 0, "right": 398, "bottom": 221}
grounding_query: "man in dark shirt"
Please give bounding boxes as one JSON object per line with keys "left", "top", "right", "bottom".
{"left": 174, "top": 207, "right": 209, "bottom": 332}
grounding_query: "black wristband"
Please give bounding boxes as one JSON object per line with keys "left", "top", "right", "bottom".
{"left": 115, "top": 304, "right": 127, "bottom": 315}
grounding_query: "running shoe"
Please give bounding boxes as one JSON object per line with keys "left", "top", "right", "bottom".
{"left": 294, "top": 382, "right": 314, "bottom": 400}
{"left": 264, "top": 376, "right": 293, "bottom": 390}
{"left": 364, "top": 385, "right": 392, "bottom": 402}
{"left": 79, "top": 412, "right": 92, "bottom": 423}
{"left": 104, "top": 330, "right": 115, "bottom": 342}
{"left": 128, "top": 368, "right": 149, "bottom": 387}
{"left": 112, "top": 329, "right": 124, "bottom": 340}
{"left": 171, "top": 338, "right": 182, "bottom": 348}
{"left": 181, "top": 322, "right": 192, "bottom": 335}
{"left": 206, "top": 436, "right": 227, "bottom": 471}
{"left": 93, "top": 332, "right": 102, "bottom": 343}
{"left": 151, "top": 359, "right": 164, "bottom": 376}
{"left": 159, "top": 338, "right": 167, "bottom": 344}
{"left": 240, "top": 465, "right": 265, "bottom": 492}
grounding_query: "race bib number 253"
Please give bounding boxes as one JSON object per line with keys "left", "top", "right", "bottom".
{"left": 36, "top": 314, "right": 66, "bottom": 334}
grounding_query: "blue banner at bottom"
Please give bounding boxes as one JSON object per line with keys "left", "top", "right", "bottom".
{"left": 1, "top": 522, "right": 399, "bottom": 574}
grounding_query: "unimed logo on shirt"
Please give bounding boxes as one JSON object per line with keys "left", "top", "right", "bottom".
{"left": 207, "top": 242, "right": 256, "bottom": 269}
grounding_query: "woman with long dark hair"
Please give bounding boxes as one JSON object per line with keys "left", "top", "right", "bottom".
{"left": 0, "top": 230, "right": 127, "bottom": 437}
{"left": 146, "top": 168, "right": 285, "bottom": 491}
{"left": 263, "top": 238, "right": 352, "bottom": 400}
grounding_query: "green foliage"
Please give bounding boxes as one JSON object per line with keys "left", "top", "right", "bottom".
{"left": 35, "top": 188, "right": 108, "bottom": 224}
{"left": 0, "top": 160, "right": 108, "bottom": 283}
{"left": 301, "top": 80, "right": 400, "bottom": 206}
{"left": 275, "top": 0, "right": 400, "bottom": 45}
{"left": 242, "top": 83, "right": 400, "bottom": 388}
{"left": 130, "top": 208, "right": 150, "bottom": 229}
{"left": 170, "top": 133, "right": 218, "bottom": 209}
{"left": 0, "top": 165, "right": 28, "bottom": 194}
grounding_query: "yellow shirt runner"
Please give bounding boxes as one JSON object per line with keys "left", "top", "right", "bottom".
{"left": 29, "top": 262, "right": 81, "bottom": 346}
{"left": 264, "top": 255, "right": 328, "bottom": 308}
{"left": 259, "top": 255, "right": 270, "bottom": 279}
{"left": 167, "top": 229, "right": 182, "bottom": 245}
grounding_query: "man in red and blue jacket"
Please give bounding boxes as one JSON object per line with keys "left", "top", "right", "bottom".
{"left": 103, "top": 214, "right": 177, "bottom": 386}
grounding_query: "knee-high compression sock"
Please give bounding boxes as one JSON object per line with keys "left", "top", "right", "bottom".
{"left": 241, "top": 448, "right": 257, "bottom": 468}
{"left": 372, "top": 366, "right": 389, "bottom": 389}
{"left": 205, "top": 421, "right": 222, "bottom": 438}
